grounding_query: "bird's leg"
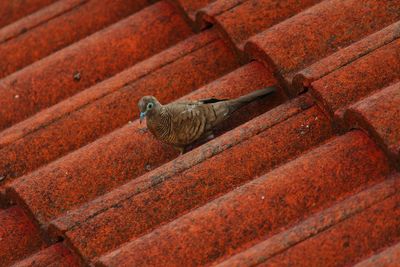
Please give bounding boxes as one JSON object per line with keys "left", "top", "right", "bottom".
{"left": 174, "top": 146, "right": 185, "bottom": 156}
{"left": 205, "top": 133, "right": 215, "bottom": 141}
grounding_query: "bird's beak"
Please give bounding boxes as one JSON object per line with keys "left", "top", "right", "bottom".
{"left": 139, "top": 111, "right": 147, "bottom": 124}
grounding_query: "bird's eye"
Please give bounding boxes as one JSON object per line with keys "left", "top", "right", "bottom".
{"left": 147, "top": 102, "right": 154, "bottom": 110}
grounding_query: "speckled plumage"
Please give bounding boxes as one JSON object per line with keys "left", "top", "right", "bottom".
{"left": 138, "top": 87, "right": 276, "bottom": 153}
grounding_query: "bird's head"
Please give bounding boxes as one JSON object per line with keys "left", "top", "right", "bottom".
{"left": 138, "top": 96, "right": 161, "bottom": 123}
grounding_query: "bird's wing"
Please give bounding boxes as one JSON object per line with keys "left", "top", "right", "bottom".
{"left": 167, "top": 102, "right": 217, "bottom": 145}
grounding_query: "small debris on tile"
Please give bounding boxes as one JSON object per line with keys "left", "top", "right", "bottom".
{"left": 73, "top": 71, "right": 81, "bottom": 81}
{"left": 0, "top": 175, "right": 5, "bottom": 181}
{"left": 145, "top": 164, "right": 152, "bottom": 171}
{"left": 14, "top": 94, "right": 19, "bottom": 99}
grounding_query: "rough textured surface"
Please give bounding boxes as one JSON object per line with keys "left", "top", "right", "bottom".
{"left": 345, "top": 82, "right": 400, "bottom": 166}
{"left": 96, "top": 131, "right": 391, "bottom": 266}
{"left": 0, "top": 1, "right": 192, "bottom": 131}
{"left": 0, "top": 206, "right": 46, "bottom": 266}
{"left": 0, "top": 37, "right": 238, "bottom": 184}
{"left": 7, "top": 61, "right": 285, "bottom": 228}
{"left": 0, "top": 0, "right": 84, "bottom": 43}
{"left": 310, "top": 38, "right": 400, "bottom": 120}
{"left": 354, "top": 242, "right": 400, "bottom": 267}
{"left": 0, "top": 0, "right": 56, "bottom": 27}
{"left": 245, "top": 0, "right": 400, "bottom": 94}
{"left": 206, "top": 0, "right": 322, "bottom": 50}
{"left": 59, "top": 105, "right": 331, "bottom": 261}
{"left": 49, "top": 95, "right": 311, "bottom": 238}
{"left": 0, "top": 30, "right": 219, "bottom": 149}
{"left": 293, "top": 21, "right": 400, "bottom": 90}
{"left": 262, "top": 190, "right": 400, "bottom": 266}
{"left": 216, "top": 174, "right": 400, "bottom": 267}
{"left": 0, "top": 0, "right": 150, "bottom": 78}
{"left": 11, "top": 243, "right": 80, "bottom": 267}
{"left": 1, "top": 0, "right": 399, "bottom": 266}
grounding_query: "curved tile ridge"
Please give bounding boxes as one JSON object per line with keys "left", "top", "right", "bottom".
{"left": 354, "top": 241, "right": 400, "bottom": 267}
{"left": 0, "top": 0, "right": 151, "bottom": 78}
{"left": 0, "top": 0, "right": 86, "bottom": 43}
{"left": 167, "top": 0, "right": 214, "bottom": 21}
{"left": 96, "top": 131, "right": 391, "bottom": 267}
{"left": 0, "top": 206, "right": 46, "bottom": 266}
{"left": 195, "top": 0, "right": 246, "bottom": 30}
{"left": 0, "top": 29, "right": 219, "bottom": 149}
{"left": 0, "top": 31, "right": 235, "bottom": 186}
{"left": 215, "top": 173, "right": 400, "bottom": 267}
{"left": 199, "top": 0, "right": 322, "bottom": 52}
{"left": 0, "top": 1, "right": 192, "bottom": 131}
{"left": 253, "top": 176, "right": 400, "bottom": 266}
{"left": 310, "top": 38, "right": 400, "bottom": 122}
{"left": 11, "top": 243, "right": 81, "bottom": 267}
{"left": 0, "top": 0, "right": 56, "bottom": 28}
{"left": 245, "top": 0, "right": 400, "bottom": 95}
{"left": 5, "top": 61, "right": 277, "bottom": 226}
{"left": 345, "top": 82, "right": 400, "bottom": 168}
{"left": 52, "top": 99, "right": 330, "bottom": 262}
{"left": 48, "top": 93, "right": 309, "bottom": 238}
{"left": 293, "top": 21, "right": 400, "bottom": 91}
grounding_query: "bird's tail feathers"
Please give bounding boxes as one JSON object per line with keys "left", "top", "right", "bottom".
{"left": 227, "top": 86, "right": 276, "bottom": 112}
{"left": 236, "top": 86, "right": 276, "bottom": 104}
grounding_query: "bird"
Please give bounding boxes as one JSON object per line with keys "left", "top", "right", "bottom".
{"left": 138, "top": 86, "right": 276, "bottom": 154}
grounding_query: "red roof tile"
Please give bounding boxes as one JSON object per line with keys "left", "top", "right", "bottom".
{"left": 0, "top": 0, "right": 399, "bottom": 266}
{"left": 0, "top": 31, "right": 237, "bottom": 185}
{"left": 216, "top": 174, "right": 400, "bottom": 266}
{"left": 310, "top": 38, "right": 400, "bottom": 121}
{"left": 245, "top": 0, "right": 400, "bottom": 94}
{"left": 261, "top": 184, "right": 400, "bottom": 266}
{"left": 354, "top": 241, "right": 400, "bottom": 267}
{"left": 53, "top": 98, "right": 330, "bottom": 261}
{"left": 345, "top": 82, "right": 400, "bottom": 167}
{"left": 0, "top": 1, "right": 192, "bottom": 131}
{"left": 11, "top": 243, "right": 80, "bottom": 267}
{"left": 0, "top": 0, "right": 56, "bottom": 28}
{"left": 49, "top": 94, "right": 311, "bottom": 239}
{"left": 0, "top": 206, "right": 46, "bottom": 266}
{"left": 293, "top": 21, "right": 400, "bottom": 90}
{"left": 0, "top": 0, "right": 150, "bottom": 78}
{"left": 96, "top": 131, "right": 390, "bottom": 266}
{"left": 200, "top": 0, "right": 322, "bottom": 51}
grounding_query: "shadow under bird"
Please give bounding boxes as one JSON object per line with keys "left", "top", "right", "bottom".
{"left": 138, "top": 86, "right": 276, "bottom": 154}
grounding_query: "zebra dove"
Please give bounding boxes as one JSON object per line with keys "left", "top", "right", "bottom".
{"left": 138, "top": 86, "right": 276, "bottom": 154}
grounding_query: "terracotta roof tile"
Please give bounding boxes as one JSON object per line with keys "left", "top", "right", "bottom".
{"left": 354, "top": 241, "right": 400, "bottom": 267}
{"left": 245, "top": 0, "right": 400, "bottom": 94}
{"left": 49, "top": 94, "right": 312, "bottom": 240}
{"left": 216, "top": 174, "right": 400, "bottom": 266}
{"left": 0, "top": 31, "right": 237, "bottom": 185}
{"left": 168, "top": 0, "right": 214, "bottom": 21}
{"left": 200, "top": 0, "right": 322, "bottom": 51}
{"left": 5, "top": 37, "right": 241, "bottom": 225}
{"left": 310, "top": 37, "right": 400, "bottom": 124}
{"left": 0, "top": 0, "right": 56, "bottom": 28}
{"left": 0, "top": 0, "right": 150, "bottom": 78}
{"left": 53, "top": 98, "right": 330, "bottom": 261}
{"left": 196, "top": 0, "right": 246, "bottom": 29}
{"left": 96, "top": 131, "right": 390, "bottom": 266}
{"left": 294, "top": 21, "right": 400, "bottom": 90}
{"left": 0, "top": 206, "right": 46, "bottom": 266}
{"left": 0, "top": 0, "right": 85, "bottom": 43}
{"left": 11, "top": 243, "right": 80, "bottom": 267}
{"left": 0, "top": 1, "right": 192, "bottom": 131}
{"left": 0, "top": 0, "right": 399, "bottom": 265}
{"left": 345, "top": 82, "right": 400, "bottom": 167}
{"left": 260, "top": 182, "right": 400, "bottom": 266}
